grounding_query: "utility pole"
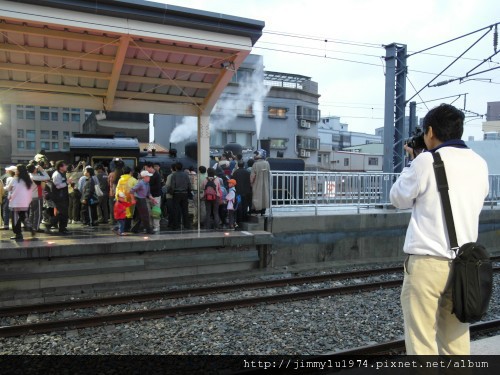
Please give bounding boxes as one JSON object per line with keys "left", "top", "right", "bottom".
{"left": 383, "top": 43, "right": 407, "bottom": 174}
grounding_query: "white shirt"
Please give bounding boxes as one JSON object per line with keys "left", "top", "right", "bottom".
{"left": 390, "top": 146, "right": 488, "bottom": 259}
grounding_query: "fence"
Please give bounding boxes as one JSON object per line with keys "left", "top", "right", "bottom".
{"left": 270, "top": 171, "right": 500, "bottom": 214}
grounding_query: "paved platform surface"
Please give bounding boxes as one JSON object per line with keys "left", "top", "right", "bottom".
{"left": 471, "top": 335, "right": 500, "bottom": 355}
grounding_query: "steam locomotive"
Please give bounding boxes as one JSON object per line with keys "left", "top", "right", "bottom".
{"left": 45, "top": 135, "right": 305, "bottom": 175}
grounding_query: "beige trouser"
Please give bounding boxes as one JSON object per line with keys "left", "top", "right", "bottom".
{"left": 401, "top": 254, "right": 470, "bottom": 355}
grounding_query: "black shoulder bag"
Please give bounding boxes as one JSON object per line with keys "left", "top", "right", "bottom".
{"left": 432, "top": 152, "right": 493, "bottom": 323}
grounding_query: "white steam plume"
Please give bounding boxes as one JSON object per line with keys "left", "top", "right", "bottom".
{"left": 168, "top": 57, "right": 270, "bottom": 144}
{"left": 169, "top": 117, "right": 197, "bottom": 143}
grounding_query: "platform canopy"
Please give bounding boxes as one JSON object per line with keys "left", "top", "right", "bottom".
{"left": 0, "top": 0, "right": 264, "bottom": 117}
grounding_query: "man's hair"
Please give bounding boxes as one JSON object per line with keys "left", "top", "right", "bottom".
{"left": 207, "top": 167, "right": 215, "bottom": 177}
{"left": 55, "top": 160, "right": 66, "bottom": 170}
{"left": 423, "top": 103, "right": 464, "bottom": 141}
{"left": 144, "top": 161, "right": 154, "bottom": 168}
{"left": 175, "top": 162, "right": 183, "bottom": 171}
{"left": 198, "top": 165, "right": 207, "bottom": 174}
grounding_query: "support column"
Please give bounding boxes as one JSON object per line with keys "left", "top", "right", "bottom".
{"left": 197, "top": 114, "right": 210, "bottom": 169}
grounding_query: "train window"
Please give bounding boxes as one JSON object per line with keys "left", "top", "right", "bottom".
{"left": 368, "top": 157, "right": 379, "bottom": 166}
{"left": 344, "top": 158, "right": 349, "bottom": 166}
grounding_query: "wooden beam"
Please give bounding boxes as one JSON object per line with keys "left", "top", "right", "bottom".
{"left": 124, "top": 58, "right": 220, "bottom": 75}
{"left": 132, "top": 40, "right": 233, "bottom": 59}
{"left": 0, "top": 91, "right": 104, "bottom": 109}
{"left": 119, "top": 74, "right": 212, "bottom": 90}
{"left": 104, "top": 35, "right": 130, "bottom": 110}
{"left": 0, "top": 22, "right": 120, "bottom": 45}
{"left": 115, "top": 90, "right": 204, "bottom": 105}
{"left": 0, "top": 79, "right": 106, "bottom": 96}
{"left": 0, "top": 44, "right": 115, "bottom": 63}
{"left": 0, "top": 62, "right": 110, "bottom": 80}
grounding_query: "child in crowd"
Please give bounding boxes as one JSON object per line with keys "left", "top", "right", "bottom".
{"left": 225, "top": 179, "right": 237, "bottom": 230}
{"left": 113, "top": 192, "right": 134, "bottom": 236}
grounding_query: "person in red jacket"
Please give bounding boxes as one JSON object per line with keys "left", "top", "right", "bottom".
{"left": 113, "top": 192, "right": 135, "bottom": 236}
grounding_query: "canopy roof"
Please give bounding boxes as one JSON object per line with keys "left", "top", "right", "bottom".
{"left": 0, "top": 0, "right": 264, "bottom": 116}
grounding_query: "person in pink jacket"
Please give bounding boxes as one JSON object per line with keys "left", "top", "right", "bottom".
{"left": 6, "top": 164, "right": 33, "bottom": 240}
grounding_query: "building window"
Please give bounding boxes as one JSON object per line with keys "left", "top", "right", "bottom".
{"left": 26, "top": 111, "right": 35, "bottom": 120}
{"left": 17, "top": 129, "right": 24, "bottom": 138}
{"left": 63, "top": 113, "right": 70, "bottom": 122}
{"left": 41, "top": 111, "right": 50, "bottom": 121}
{"left": 297, "top": 106, "right": 320, "bottom": 122}
{"left": 297, "top": 136, "right": 319, "bottom": 150}
{"left": 237, "top": 105, "right": 254, "bottom": 118}
{"left": 71, "top": 113, "right": 80, "bottom": 122}
{"left": 268, "top": 107, "right": 288, "bottom": 119}
{"left": 368, "top": 157, "right": 379, "bottom": 166}
{"left": 270, "top": 139, "right": 287, "bottom": 149}
{"left": 51, "top": 112, "right": 59, "bottom": 121}
{"left": 52, "top": 142, "right": 59, "bottom": 150}
{"left": 26, "top": 141, "right": 36, "bottom": 150}
{"left": 344, "top": 158, "right": 349, "bottom": 166}
{"left": 40, "top": 130, "right": 50, "bottom": 139}
{"left": 16, "top": 110, "right": 24, "bottom": 119}
{"left": 52, "top": 131, "right": 59, "bottom": 140}
{"left": 63, "top": 142, "right": 70, "bottom": 150}
{"left": 63, "top": 131, "right": 70, "bottom": 140}
{"left": 40, "top": 141, "right": 50, "bottom": 150}
{"left": 26, "top": 130, "right": 36, "bottom": 140}
{"left": 17, "top": 141, "right": 25, "bottom": 149}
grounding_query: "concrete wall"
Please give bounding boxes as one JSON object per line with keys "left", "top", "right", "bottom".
{"left": 266, "top": 208, "right": 500, "bottom": 267}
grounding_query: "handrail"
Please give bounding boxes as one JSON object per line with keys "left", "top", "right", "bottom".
{"left": 269, "top": 171, "right": 500, "bottom": 215}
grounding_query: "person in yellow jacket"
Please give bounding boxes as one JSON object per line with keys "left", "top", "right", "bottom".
{"left": 114, "top": 166, "right": 137, "bottom": 232}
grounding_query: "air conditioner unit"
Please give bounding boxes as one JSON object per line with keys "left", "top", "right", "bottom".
{"left": 300, "top": 149, "right": 310, "bottom": 158}
{"left": 300, "top": 119, "right": 310, "bottom": 129}
{"left": 306, "top": 151, "right": 311, "bottom": 157}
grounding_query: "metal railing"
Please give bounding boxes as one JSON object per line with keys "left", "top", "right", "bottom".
{"left": 270, "top": 171, "right": 500, "bottom": 214}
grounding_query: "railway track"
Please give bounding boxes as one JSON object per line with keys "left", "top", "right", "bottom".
{"left": 0, "top": 266, "right": 404, "bottom": 317}
{"left": 1, "top": 264, "right": 498, "bottom": 339}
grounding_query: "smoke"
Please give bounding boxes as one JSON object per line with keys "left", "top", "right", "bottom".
{"left": 169, "top": 117, "right": 197, "bottom": 143}
{"left": 211, "top": 56, "right": 270, "bottom": 140}
{"left": 168, "top": 56, "right": 270, "bottom": 144}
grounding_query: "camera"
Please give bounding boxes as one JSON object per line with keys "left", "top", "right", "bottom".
{"left": 405, "top": 128, "right": 426, "bottom": 150}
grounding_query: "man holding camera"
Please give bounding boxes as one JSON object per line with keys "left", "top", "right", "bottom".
{"left": 390, "top": 104, "right": 489, "bottom": 355}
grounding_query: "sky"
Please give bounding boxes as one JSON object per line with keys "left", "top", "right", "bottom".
{"left": 154, "top": 0, "right": 499, "bottom": 141}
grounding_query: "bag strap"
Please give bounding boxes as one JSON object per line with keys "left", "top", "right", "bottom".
{"left": 432, "top": 152, "right": 459, "bottom": 252}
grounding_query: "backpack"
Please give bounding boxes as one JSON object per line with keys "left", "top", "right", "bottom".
{"left": 43, "top": 180, "right": 54, "bottom": 201}
{"left": 451, "top": 243, "right": 493, "bottom": 323}
{"left": 203, "top": 178, "right": 217, "bottom": 201}
{"left": 234, "top": 194, "right": 242, "bottom": 210}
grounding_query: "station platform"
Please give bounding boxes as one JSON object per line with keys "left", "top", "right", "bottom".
{"left": 0, "top": 221, "right": 272, "bottom": 307}
{"left": 471, "top": 335, "right": 500, "bottom": 355}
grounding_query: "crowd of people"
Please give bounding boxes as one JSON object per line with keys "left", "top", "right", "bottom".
{"left": 0, "top": 148, "right": 271, "bottom": 241}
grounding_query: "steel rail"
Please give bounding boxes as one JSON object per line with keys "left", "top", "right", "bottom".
{"left": 0, "top": 279, "right": 403, "bottom": 338}
{"left": 0, "top": 266, "right": 404, "bottom": 317}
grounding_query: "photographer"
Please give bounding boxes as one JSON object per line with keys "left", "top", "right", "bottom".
{"left": 389, "top": 104, "right": 489, "bottom": 355}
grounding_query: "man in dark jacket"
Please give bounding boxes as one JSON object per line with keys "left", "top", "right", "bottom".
{"left": 170, "top": 162, "right": 192, "bottom": 230}
{"left": 232, "top": 161, "right": 252, "bottom": 223}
